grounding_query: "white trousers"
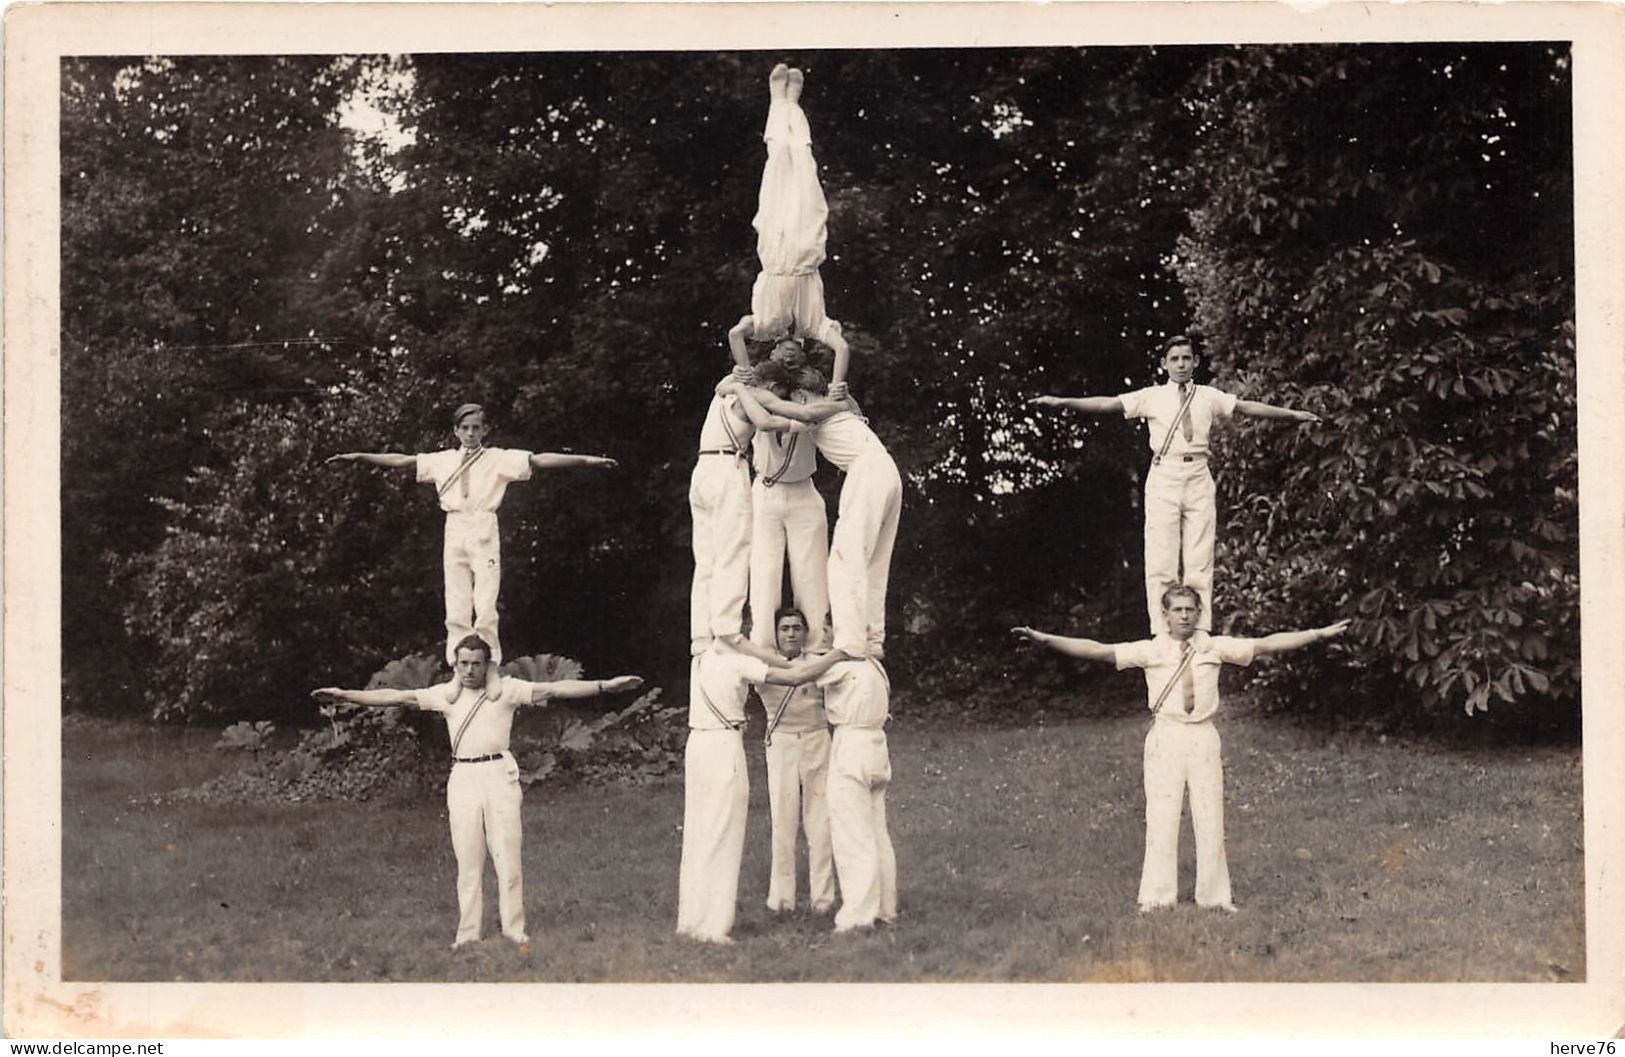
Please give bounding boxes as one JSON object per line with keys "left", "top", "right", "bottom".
{"left": 1143, "top": 460, "right": 1216, "bottom": 634}
{"left": 676, "top": 729, "right": 749, "bottom": 943}
{"left": 445, "top": 753, "right": 527, "bottom": 944}
{"left": 749, "top": 478, "right": 832, "bottom": 652}
{"left": 1138, "top": 720, "right": 1232, "bottom": 909}
{"left": 763, "top": 728, "right": 836, "bottom": 911}
{"left": 827, "top": 727, "right": 896, "bottom": 931}
{"left": 828, "top": 449, "right": 903, "bottom": 659}
{"left": 689, "top": 456, "right": 753, "bottom": 652}
{"left": 443, "top": 511, "right": 503, "bottom": 665}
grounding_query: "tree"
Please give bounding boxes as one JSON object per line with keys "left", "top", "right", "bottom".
{"left": 1170, "top": 45, "right": 1576, "bottom": 724}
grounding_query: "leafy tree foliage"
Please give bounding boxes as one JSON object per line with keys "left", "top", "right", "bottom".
{"left": 61, "top": 47, "right": 1576, "bottom": 733}
{"left": 1169, "top": 45, "right": 1576, "bottom": 722}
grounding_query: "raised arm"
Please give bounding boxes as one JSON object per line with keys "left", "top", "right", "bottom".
{"left": 312, "top": 687, "right": 420, "bottom": 708}
{"left": 529, "top": 452, "right": 618, "bottom": 471}
{"left": 1010, "top": 626, "right": 1117, "bottom": 664}
{"left": 727, "top": 315, "right": 756, "bottom": 369}
{"left": 1027, "top": 395, "right": 1124, "bottom": 415}
{"left": 325, "top": 452, "right": 417, "bottom": 469}
{"left": 1251, "top": 619, "right": 1350, "bottom": 657}
{"left": 760, "top": 649, "right": 850, "bottom": 686}
{"left": 825, "top": 322, "right": 851, "bottom": 389}
{"left": 520, "top": 675, "right": 644, "bottom": 704}
{"left": 1234, "top": 399, "right": 1319, "bottom": 424}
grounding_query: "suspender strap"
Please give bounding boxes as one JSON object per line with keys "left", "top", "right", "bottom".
{"left": 695, "top": 671, "right": 743, "bottom": 731}
{"left": 1150, "top": 644, "right": 1195, "bottom": 715}
{"left": 764, "top": 685, "right": 796, "bottom": 745}
{"left": 436, "top": 446, "right": 489, "bottom": 500}
{"left": 718, "top": 400, "right": 750, "bottom": 468}
{"left": 761, "top": 433, "right": 798, "bottom": 487}
{"left": 1154, "top": 387, "right": 1199, "bottom": 463}
{"left": 450, "top": 691, "right": 491, "bottom": 758}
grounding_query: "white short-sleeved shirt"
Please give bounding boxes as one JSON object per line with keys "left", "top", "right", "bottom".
{"left": 698, "top": 388, "right": 755, "bottom": 453}
{"left": 1114, "top": 632, "right": 1256, "bottom": 724}
{"left": 754, "top": 671, "right": 827, "bottom": 734}
{"left": 1118, "top": 383, "right": 1239, "bottom": 458}
{"left": 417, "top": 446, "right": 534, "bottom": 514}
{"left": 414, "top": 676, "right": 544, "bottom": 757}
{"left": 818, "top": 659, "right": 891, "bottom": 729}
{"left": 752, "top": 424, "right": 818, "bottom": 485}
{"left": 690, "top": 652, "right": 770, "bottom": 730}
{"left": 812, "top": 410, "right": 882, "bottom": 471}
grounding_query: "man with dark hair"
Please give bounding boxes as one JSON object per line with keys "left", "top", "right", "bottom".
{"left": 327, "top": 404, "right": 617, "bottom": 665}
{"left": 1028, "top": 335, "right": 1320, "bottom": 635}
{"left": 678, "top": 637, "right": 847, "bottom": 945}
{"left": 1013, "top": 588, "right": 1348, "bottom": 911}
{"left": 753, "top": 607, "right": 836, "bottom": 914}
{"left": 313, "top": 634, "right": 643, "bottom": 948}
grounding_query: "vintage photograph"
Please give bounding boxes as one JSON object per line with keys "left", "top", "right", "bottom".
{"left": 8, "top": 0, "right": 1623, "bottom": 1040}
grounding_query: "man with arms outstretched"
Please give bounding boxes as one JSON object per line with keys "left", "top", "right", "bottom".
{"left": 313, "top": 634, "right": 643, "bottom": 948}
{"left": 1029, "top": 335, "right": 1319, "bottom": 634}
{"left": 1013, "top": 586, "right": 1348, "bottom": 911}
{"left": 327, "top": 403, "right": 617, "bottom": 665}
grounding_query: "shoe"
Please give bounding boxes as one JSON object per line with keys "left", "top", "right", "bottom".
{"left": 1137, "top": 902, "right": 1174, "bottom": 914}
{"left": 785, "top": 67, "right": 805, "bottom": 105}
{"left": 769, "top": 63, "right": 790, "bottom": 102}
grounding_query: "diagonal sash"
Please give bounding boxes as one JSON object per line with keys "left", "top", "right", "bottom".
{"left": 1149, "top": 643, "right": 1196, "bottom": 715}
{"left": 436, "top": 446, "right": 489, "bottom": 501}
{"left": 1154, "top": 386, "right": 1199, "bottom": 463}
{"left": 450, "top": 690, "right": 491, "bottom": 758}
{"left": 765, "top": 685, "right": 797, "bottom": 745}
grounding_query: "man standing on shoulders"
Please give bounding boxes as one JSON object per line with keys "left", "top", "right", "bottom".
{"left": 312, "top": 635, "right": 643, "bottom": 949}
{"left": 755, "top": 607, "right": 837, "bottom": 915}
{"left": 1028, "top": 335, "right": 1320, "bottom": 635}
{"left": 1013, "top": 587, "right": 1347, "bottom": 912}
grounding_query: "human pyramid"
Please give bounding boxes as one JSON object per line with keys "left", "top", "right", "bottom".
{"left": 310, "top": 62, "right": 1353, "bottom": 952}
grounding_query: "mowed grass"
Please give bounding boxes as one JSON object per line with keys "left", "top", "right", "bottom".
{"left": 61, "top": 707, "right": 1583, "bottom": 982}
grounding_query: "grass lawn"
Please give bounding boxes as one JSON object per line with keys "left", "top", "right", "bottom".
{"left": 61, "top": 706, "right": 1583, "bottom": 982}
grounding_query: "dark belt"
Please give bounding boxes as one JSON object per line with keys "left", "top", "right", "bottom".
{"left": 697, "top": 448, "right": 742, "bottom": 457}
{"left": 1152, "top": 453, "right": 1207, "bottom": 465}
{"left": 452, "top": 753, "right": 504, "bottom": 764}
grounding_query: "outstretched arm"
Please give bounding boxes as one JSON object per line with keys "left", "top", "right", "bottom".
{"left": 1010, "top": 626, "right": 1116, "bottom": 664}
{"left": 529, "top": 452, "right": 617, "bottom": 470}
{"left": 732, "top": 387, "right": 812, "bottom": 433}
{"left": 521, "top": 675, "right": 644, "bottom": 705}
{"left": 325, "top": 452, "right": 417, "bottom": 469}
{"left": 1234, "top": 400, "right": 1319, "bottom": 424}
{"left": 312, "top": 687, "right": 420, "bottom": 708}
{"left": 1251, "top": 619, "right": 1350, "bottom": 657}
{"left": 1027, "top": 396, "right": 1124, "bottom": 415}
{"left": 754, "top": 391, "right": 851, "bottom": 424}
{"left": 761, "top": 649, "right": 850, "bottom": 686}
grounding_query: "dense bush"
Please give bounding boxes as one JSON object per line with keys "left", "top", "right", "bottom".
{"left": 149, "top": 652, "right": 679, "bottom": 805}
